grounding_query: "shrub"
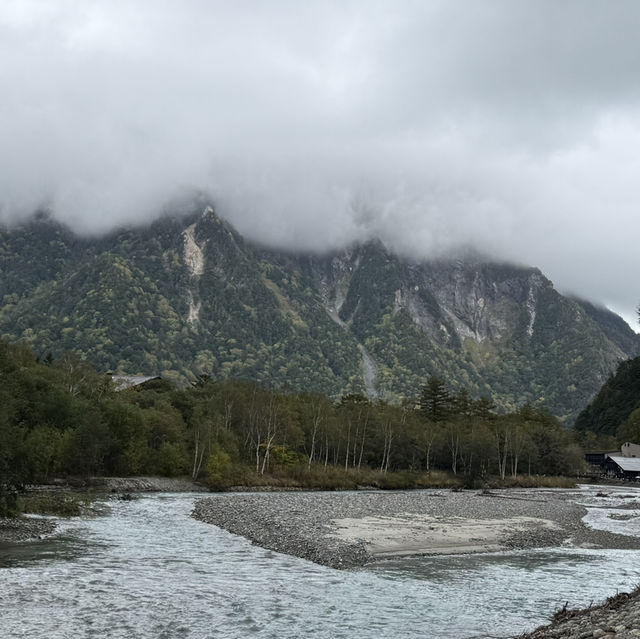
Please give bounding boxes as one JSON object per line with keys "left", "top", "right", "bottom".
{"left": 205, "top": 446, "right": 234, "bottom": 490}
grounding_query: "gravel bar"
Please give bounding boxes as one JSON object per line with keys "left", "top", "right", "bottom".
{"left": 93, "top": 476, "right": 208, "bottom": 493}
{"left": 0, "top": 516, "right": 57, "bottom": 543}
{"left": 192, "top": 488, "right": 640, "bottom": 570}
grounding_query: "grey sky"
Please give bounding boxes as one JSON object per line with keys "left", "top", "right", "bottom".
{"left": 1, "top": 1, "right": 639, "bottom": 327}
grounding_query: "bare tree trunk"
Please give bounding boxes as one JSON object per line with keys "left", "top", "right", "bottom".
{"left": 448, "top": 426, "right": 460, "bottom": 475}
{"left": 379, "top": 419, "right": 394, "bottom": 473}
{"left": 194, "top": 443, "right": 206, "bottom": 479}
{"left": 511, "top": 424, "right": 524, "bottom": 478}
{"left": 260, "top": 433, "right": 276, "bottom": 474}
{"left": 384, "top": 429, "right": 394, "bottom": 473}
{"left": 324, "top": 432, "right": 329, "bottom": 468}
{"left": 224, "top": 399, "right": 233, "bottom": 431}
{"left": 192, "top": 432, "right": 200, "bottom": 479}
{"left": 357, "top": 421, "right": 367, "bottom": 469}
{"left": 308, "top": 405, "right": 322, "bottom": 469}
{"left": 192, "top": 429, "right": 208, "bottom": 479}
{"left": 344, "top": 421, "right": 351, "bottom": 471}
{"left": 309, "top": 420, "right": 318, "bottom": 468}
{"left": 352, "top": 425, "right": 359, "bottom": 468}
{"left": 494, "top": 425, "right": 509, "bottom": 480}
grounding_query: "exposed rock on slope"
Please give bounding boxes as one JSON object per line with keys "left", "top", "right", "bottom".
{"left": 1, "top": 207, "right": 638, "bottom": 421}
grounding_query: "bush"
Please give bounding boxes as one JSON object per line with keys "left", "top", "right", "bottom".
{"left": 16, "top": 490, "right": 94, "bottom": 516}
{"left": 205, "top": 446, "right": 234, "bottom": 490}
{"left": 150, "top": 442, "right": 189, "bottom": 477}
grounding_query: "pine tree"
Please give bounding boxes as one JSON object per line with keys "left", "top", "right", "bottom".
{"left": 419, "top": 377, "right": 452, "bottom": 422}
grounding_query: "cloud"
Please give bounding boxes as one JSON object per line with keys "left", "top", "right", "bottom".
{"left": 1, "top": 1, "right": 640, "bottom": 327}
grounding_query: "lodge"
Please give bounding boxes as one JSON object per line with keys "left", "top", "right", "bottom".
{"left": 586, "top": 442, "right": 640, "bottom": 481}
{"left": 603, "top": 455, "right": 640, "bottom": 480}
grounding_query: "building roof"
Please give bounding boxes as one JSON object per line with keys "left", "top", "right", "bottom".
{"left": 111, "top": 375, "right": 160, "bottom": 391}
{"left": 606, "top": 455, "right": 640, "bottom": 473}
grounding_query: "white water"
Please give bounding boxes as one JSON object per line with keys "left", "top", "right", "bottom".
{"left": 1, "top": 486, "right": 640, "bottom": 639}
{"left": 576, "top": 483, "right": 640, "bottom": 536}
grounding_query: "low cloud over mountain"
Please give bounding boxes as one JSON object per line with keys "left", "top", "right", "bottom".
{"left": 1, "top": 1, "right": 640, "bottom": 325}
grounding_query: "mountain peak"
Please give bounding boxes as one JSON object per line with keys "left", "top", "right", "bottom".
{"left": 1, "top": 209, "right": 637, "bottom": 422}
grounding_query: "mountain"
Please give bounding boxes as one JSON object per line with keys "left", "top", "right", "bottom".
{"left": 1, "top": 206, "right": 638, "bottom": 422}
{"left": 573, "top": 356, "right": 640, "bottom": 435}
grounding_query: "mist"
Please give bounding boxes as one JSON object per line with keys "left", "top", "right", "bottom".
{"left": 2, "top": 1, "right": 640, "bottom": 328}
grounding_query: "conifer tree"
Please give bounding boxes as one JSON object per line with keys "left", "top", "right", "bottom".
{"left": 419, "top": 377, "right": 451, "bottom": 422}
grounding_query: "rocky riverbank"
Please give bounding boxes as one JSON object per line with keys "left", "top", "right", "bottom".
{"left": 518, "top": 588, "right": 640, "bottom": 639}
{"left": 0, "top": 476, "right": 206, "bottom": 545}
{"left": 0, "top": 516, "right": 57, "bottom": 543}
{"left": 192, "top": 488, "right": 640, "bottom": 569}
{"left": 90, "top": 476, "right": 208, "bottom": 493}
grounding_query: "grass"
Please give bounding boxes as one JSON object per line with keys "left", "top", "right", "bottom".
{"left": 207, "top": 464, "right": 464, "bottom": 491}
{"left": 16, "top": 490, "right": 96, "bottom": 517}
{"left": 206, "top": 463, "right": 577, "bottom": 492}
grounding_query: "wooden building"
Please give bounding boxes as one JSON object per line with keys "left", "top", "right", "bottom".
{"left": 603, "top": 454, "right": 640, "bottom": 480}
{"left": 586, "top": 442, "right": 640, "bottom": 480}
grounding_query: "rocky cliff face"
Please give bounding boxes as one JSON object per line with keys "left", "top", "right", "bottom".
{"left": 287, "top": 242, "right": 638, "bottom": 421}
{"left": 1, "top": 207, "right": 638, "bottom": 422}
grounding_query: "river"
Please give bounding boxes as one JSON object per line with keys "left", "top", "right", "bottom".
{"left": 1, "top": 485, "right": 640, "bottom": 638}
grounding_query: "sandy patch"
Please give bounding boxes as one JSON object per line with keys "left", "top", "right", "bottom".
{"left": 330, "top": 514, "right": 561, "bottom": 556}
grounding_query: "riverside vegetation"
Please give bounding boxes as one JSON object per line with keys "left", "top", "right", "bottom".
{"left": 1, "top": 338, "right": 615, "bottom": 517}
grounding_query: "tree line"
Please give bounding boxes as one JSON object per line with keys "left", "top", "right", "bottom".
{"left": 1, "top": 340, "right": 588, "bottom": 514}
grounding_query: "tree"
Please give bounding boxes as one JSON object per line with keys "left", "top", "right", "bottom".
{"left": 472, "top": 396, "right": 496, "bottom": 420}
{"left": 617, "top": 408, "right": 640, "bottom": 443}
{"left": 418, "top": 414, "right": 442, "bottom": 471}
{"left": 338, "top": 394, "right": 371, "bottom": 470}
{"left": 298, "top": 393, "right": 332, "bottom": 468}
{"left": 55, "top": 352, "right": 110, "bottom": 399}
{"left": 443, "top": 418, "right": 465, "bottom": 475}
{"left": 206, "top": 445, "right": 233, "bottom": 490}
{"left": 420, "top": 377, "right": 452, "bottom": 422}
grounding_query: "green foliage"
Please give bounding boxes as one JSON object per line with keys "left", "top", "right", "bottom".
{"left": 0, "top": 339, "right": 588, "bottom": 503}
{"left": 205, "top": 445, "right": 233, "bottom": 490}
{"left": 150, "top": 442, "right": 189, "bottom": 477}
{"left": 617, "top": 408, "right": 640, "bottom": 443}
{"left": 268, "top": 445, "right": 304, "bottom": 467}
{"left": 17, "top": 491, "right": 94, "bottom": 517}
{"left": 574, "top": 357, "right": 640, "bottom": 435}
{"left": 2, "top": 210, "right": 637, "bottom": 422}
{"left": 420, "top": 377, "right": 452, "bottom": 422}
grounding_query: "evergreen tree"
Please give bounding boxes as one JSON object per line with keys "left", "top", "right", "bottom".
{"left": 420, "top": 377, "right": 452, "bottom": 422}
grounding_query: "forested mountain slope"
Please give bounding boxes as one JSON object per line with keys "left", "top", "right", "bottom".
{"left": 1, "top": 206, "right": 638, "bottom": 422}
{"left": 574, "top": 356, "right": 640, "bottom": 435}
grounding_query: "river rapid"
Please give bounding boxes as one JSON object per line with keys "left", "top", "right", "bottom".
{"left": 1, "top": 485, "right": 640, "bottom": 639}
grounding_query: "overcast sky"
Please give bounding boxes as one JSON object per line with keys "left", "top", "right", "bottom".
{"left": 1, "top": 1, "right": 639, "bottom": 328}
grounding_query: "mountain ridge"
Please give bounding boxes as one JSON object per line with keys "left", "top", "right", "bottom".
{"left": 1, "top": 206, "right": 638, "bottom": 422}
